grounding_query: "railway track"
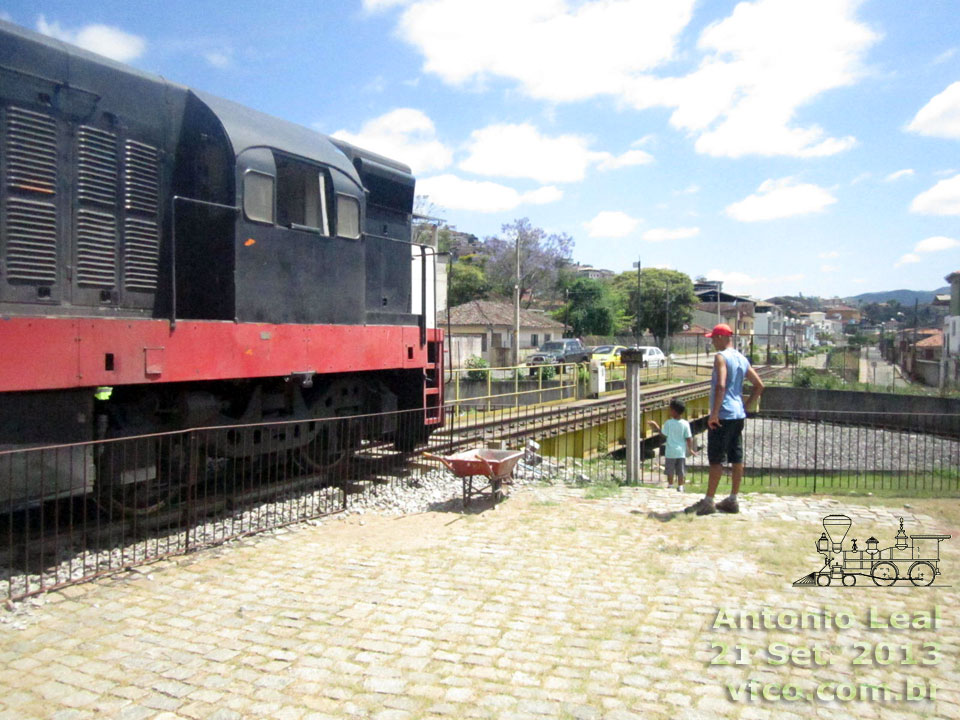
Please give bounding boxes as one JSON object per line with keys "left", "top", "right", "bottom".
{"left": 427, "top": 366, "right": 778, "bottom": 456}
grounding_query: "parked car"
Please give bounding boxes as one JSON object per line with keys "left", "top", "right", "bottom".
{"left": 633, "top": 346, "right": 667, "bottom": 368}
{"left": 589, "top": 345, "right": 628, "bottom": 368}
{"left": 526, "top": 339, "right": 591, "bottom": 366}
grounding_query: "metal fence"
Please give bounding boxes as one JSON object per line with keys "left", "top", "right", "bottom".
{"left": 444, "top": 361, "right": 684, "bottom": 411}
{"left": 2, "top": 403, "right": 958, "bottom": 601}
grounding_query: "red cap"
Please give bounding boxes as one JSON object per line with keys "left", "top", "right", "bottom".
{"left": 705, "top": 323, "right": 733, "bottom": 337}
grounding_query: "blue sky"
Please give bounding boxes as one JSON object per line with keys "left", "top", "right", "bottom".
{"left": 3, "top": 0, "right": 959, "bottom": 299}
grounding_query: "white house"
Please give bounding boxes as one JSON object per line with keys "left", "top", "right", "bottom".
{"left": 439, "top": 300, "right": 565, "bottom": 368}
{"left": 942, "top": 270, "right": 960, "bottom": 388}
{"left": 753, "top": 301, "right": 786, "bottom": 348}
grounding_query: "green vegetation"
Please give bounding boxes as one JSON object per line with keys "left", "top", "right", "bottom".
{"left": 563, "top": 277, "right": 619, "bottom": 336}
{"left": 465, "top": 355, "right": 490, "bottom": 382}
{"left": 534, "top": 364, "right": 557, "bottom": 381}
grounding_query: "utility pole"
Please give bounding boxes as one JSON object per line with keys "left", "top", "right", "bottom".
{"left": 665, "top": 279, "right": 671, "bottom": 354}
{"left": 513, "top": 230, "right": 521, "bottom": 367}
{"left": 715, "top": 280, "right": 722, "bottom": 328}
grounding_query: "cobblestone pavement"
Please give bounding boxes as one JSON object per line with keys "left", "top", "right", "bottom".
{"left": 1, "top": 486, "right": 958, "bottom": 720}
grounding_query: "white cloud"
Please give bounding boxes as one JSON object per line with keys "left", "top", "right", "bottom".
{"left": 936, "top": 168, "right": 958, "bottom": 176}
{"left": 461, "top": 124, "right": 621, "bottom": 183}
{"left": 704, "top": 269, "right": 805, "bottom": 295}
{"left": 332, "top": 109, "right": 452, "bottom": 175}
{"left": 397, "top": 0, "right": 695, "bottom": 102}
{"left": 203, "top": 50, "right": 231, "bottom": 68}
{"left": 675, "top": 184, "right": 701, "bottom": 195}
{"left": 624, "top": 0, "right": 875, "bottom": 158}
{"left": 850, "top": 172, "right": 871, "bottom": 185}
{"left": 725, "top": 177, "right": 837, "bottom": 222}
{"left": 582, "top": 211, "right": 640, "bottom": 238}
{"left": 907, "top": 82, "right": 960, "bottom": 139}
{"left": 820, "top": 264, "right": 839, "bottom": 273}
{"left": 363, "top": 0, "right": 411, "bottom": 10}
{"left": 893, "top": 235, "right": 959, "bottom": 268}
{"left": 597, "top": 149, "right": 655, "bottom": 171}
{"left": 36, "top": 15, "right": 146, "bottom": 62}
{"left": 895, "top": 253, "right": 920, "bottom": 267}
{"left": 934, "top": 48, "right": 957, "bottom": 65}
{"left": 884, "top": 168, "right": 914, "bottom": 182}
{"left": 910, "top": 174, "right": 960, "bottom": 215}
{"left": 386, "top": 0, "right": 875, "bottom": 159}
{"left": 416, "top": 174, "right": 561, "bottom": 213}
{"left": 643, "top": 226, "right": 700, "bottom": 242}
{"left": 914, "top": 235, "right": 960, "bottom": 253}
{"left": 818, "top": 250, "right": 840, "bottom": 259}
{"left": 521, "top": 185, "right": 564, "bottom": 205}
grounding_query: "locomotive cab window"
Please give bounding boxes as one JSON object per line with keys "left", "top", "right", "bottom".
{"left": 243, "top": 171, "right": 275, "bottom": 224}
{"left": 276, "top": 155, "right": 331, "bottom": 235}
{"left": 336, "top": 194, "right": 360, "bottom": 239}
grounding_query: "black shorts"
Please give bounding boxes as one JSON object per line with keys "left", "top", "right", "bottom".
{"left": 707, "top": 418, "right": 745, "bottom": 465}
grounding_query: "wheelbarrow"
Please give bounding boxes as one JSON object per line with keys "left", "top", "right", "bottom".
{"left": 423, "top": 448, "right": 525, "bottom": 508}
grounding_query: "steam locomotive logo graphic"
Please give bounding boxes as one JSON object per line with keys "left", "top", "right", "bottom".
{"left": 794, "top": 515, "right": 951, "bottom": 588}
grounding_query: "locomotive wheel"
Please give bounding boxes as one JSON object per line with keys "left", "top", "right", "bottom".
{"left": 295, "top": 421, "right": 357, "bottom": 475}
{"left": 816, "top": 573, "right": 831, "bottom": 586}
{"left": 842, "top": 574, "right": 856, "bottom": 587}
{"left": 96, "top": 434, "right": 197, "bottom": 517}
{"left": 908, "top": 561, "right": 936, "bottom": 587}
{"left": 871, "top": 561, "right": 898, "bottom": 587}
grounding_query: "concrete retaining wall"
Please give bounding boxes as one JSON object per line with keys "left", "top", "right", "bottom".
{"left": 761, "top": 386, "right": 960, "bottom": 436}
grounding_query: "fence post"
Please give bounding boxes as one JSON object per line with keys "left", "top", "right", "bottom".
{"left": 514, "top": 365, "right": 519, "bottom": 409}
{"left": 813, "top": 418, "right": 819, "bottom": 495}
{"left": 186, "top": 430, "right": 199, "bottom": 551}
{"left": 486, "top": 368, "right": 492, "bottom": 413}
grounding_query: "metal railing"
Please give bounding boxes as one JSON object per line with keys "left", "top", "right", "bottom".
{"left": 444, "top": 360, "right": 685, "bottom": 410}
{"left": 1, "top": 405, "right": 957, "bottom": 601}
{"left": 445, "top": 362, "right": 581, "bottom": 410}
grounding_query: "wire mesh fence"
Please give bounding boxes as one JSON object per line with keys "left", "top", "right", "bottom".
{"left": 1, "top": 403, "right": 958, "bottom": 601}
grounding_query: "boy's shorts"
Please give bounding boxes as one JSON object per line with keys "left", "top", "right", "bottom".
{"left": 664, "top": 457, "right": 686, "bottom": 477}
{"left": 707, "top": 418, "right": 744, "bottom": 464}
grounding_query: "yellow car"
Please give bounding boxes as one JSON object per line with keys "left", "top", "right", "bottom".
{"left": 589, "top": 345, "right": 628, "bottom": 368}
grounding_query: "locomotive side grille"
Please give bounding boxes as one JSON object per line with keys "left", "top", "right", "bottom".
{"left": 77, "top": 126, "right": 117, "bottom": 208}
{"left": 123, "top": 217, "right": 159, "bottom": 292}
{"left": 76, "top": 209, "right": 117, "bottom": 288}
{"left": 5, "top": 107, "right": 58, "bottom": 194}
{"left": 123, "top": 140, "right": 159, "bottom": 214}
{"left": 4, "top": 197, "right": 58, "bottom": 283}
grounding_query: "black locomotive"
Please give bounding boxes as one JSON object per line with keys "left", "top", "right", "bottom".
{"left": 0, "top": 20, "right": 443, "bottom": 511}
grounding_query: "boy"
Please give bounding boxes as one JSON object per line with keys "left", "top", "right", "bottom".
{"left": 647, "top": 398, "right": 695, "bottom": 491}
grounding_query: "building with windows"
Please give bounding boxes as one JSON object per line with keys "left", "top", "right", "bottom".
{"left": 439, "top": 300, "right": 565, "bottom": 368}
{"left": 753, "top": 301, "right": 787, "bottom": 349}
{"left": 574, "top": 264, "right": 614, "bottom": 280}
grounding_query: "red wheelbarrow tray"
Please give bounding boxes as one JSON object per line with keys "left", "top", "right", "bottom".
{"left": 422, "top": 448, "right": 525, "bottom": 507}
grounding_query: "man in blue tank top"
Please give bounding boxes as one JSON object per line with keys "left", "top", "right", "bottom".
{"left": 685, "top": 323, "right": 764, "bottom": 516}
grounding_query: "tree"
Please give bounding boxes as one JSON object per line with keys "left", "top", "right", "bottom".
{"left": 563, "top": 278, "right": 617, "bottom": 336}
{"left": 483, "top": 218, "right": 574, "bottom": 307}
{"left": 448, "top": 261, "right": 490, "bottom": 306}
{"left": 611, "top": 269, "right": 696, "bottom": 348}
